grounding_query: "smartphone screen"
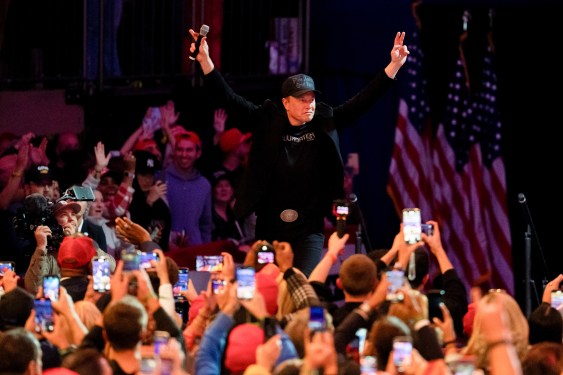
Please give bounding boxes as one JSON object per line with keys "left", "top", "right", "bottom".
{"left": 386, "top": 270, "right": 405, "bottom": 302}
{"left": 140, "top": 251, "right": 159, "bottom": 269}
{"left": 196, "top": 255, "right": 223, "bottom": 272}
{"left": 93, "top": 256, "right": 111, "bottom": 292}
{"left": 551, "top": 291, "right": 563, "bottom": 309}
{"left": 153, "top": 330, "right": 170, "bottom": 356}
{"left": 360, "top": 356, "right": 377, "bottom": 375}
{"left": 356, "top": 328, "right": 368, "bottom": 354}
{"left": 257, "top": 250, "right": 274, "bottom": 265}
{"left": 393, "top": 336, "right": 413, "bottom": 371}
{"left": 140, "top": 357, "right": 156, "bottom": 374}
{"left": 34, "top": 298, "right": 54, "bottom": 333}
{"left": 43, "top": 275, "right": 60, "bottom": 301}
{"left": 236, "top": 266, "right": 255, "bottom": 300}
{"left": 403, "top": 208, "right": 422, "bottom": 244}
{"left": 448, "top": 358, "right": 476, "bottom": 375}
{"left": 122, "top": 249, "right": 141, "bottom": 271}
{"left": 211, "top": 278, "right": 226, "bottom": 295}
{"left": 173, "top": 268, "right": 189, "bottom": 300}
{"left": 427, "top": 289, "right": 445, "bottom": 321}
{"left": 308, "top": 306, "right": 326, "bottom": 332}
{"left": 336, "top": 205, "right": 349, "bottom": 215}
{"left": 0, "top": 261, "right": 15, "bottom": 276}
{"left": 160, "top": 358, "right": 173, "bottom": 375}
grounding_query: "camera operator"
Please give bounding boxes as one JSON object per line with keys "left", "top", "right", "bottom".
{"left": 24, "top": 199, "right": 116, "bottom": 294}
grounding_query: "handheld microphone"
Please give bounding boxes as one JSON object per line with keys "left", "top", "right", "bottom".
{"left": 333, "top": 199, "right": 350, "bottom": 238}
{"left": 189, "top": 24, "right": 210, "bottom": 61}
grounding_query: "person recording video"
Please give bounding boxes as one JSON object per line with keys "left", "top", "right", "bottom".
{"left": 22, "top": 188, "right": 116, "bottom": 294}
{"left": 188, "top": 27, "right": 409, "bottom": 276}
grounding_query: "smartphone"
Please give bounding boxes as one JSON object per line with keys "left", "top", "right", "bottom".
{"left": 196, "top": 255, "right": 223, "bottom": 272}
{"left": 263, "top": 317, "right": 278, "bottom": 342}
{"left": 34, "top": 298, "right": 54, "bottom": 333}
{"left": 140, "top": 357, "right": 156, "bottom": 374}
{"left": 356, "top": 328, "right": 368, "bottom": 355}
{"left": 236, "top": 266, "right": 256, "bottom": 300}
{"left": 308, "top": 306, "right": 326, "bottom": 333}
{"left": 359, "top": 355, "right": 377, "bottom": 375}
{"left": 108, "top": 150, "right": 122, "bottom": 158}
{"left": 122, "top": 249, "right": 141, "bottom": 271}
{"left": 421, "top": 223, "right": 434, "bottom": 236}
{"left": 386, "top": 270, "right": 405, "bottom": 302}
{"left": 403, "top": 208, "right": 422, "bottom": 244}
{"left": 211, "top": 278, "right": 226, "bottom": 295}
{"left": 257, "top": 242, "right": 275, "bottom": 265}
{"left": 173, "top": 268, "right": 189, "bottom": 300}
{"left": 160, "top": 358, "right": 173, "bottom": 375}
{"left": 447, "top": 357, "right": 476, "bottom": 375}
{"left": 140, "top": 251, "right": 159, "bottom": 269}
{"left": 0, "top": 261, "right": 15, "bottom": 276}
{"left": 551, "top": 290, "right": 563, "bottom": 309}
{"left": 393, "top": 336, "right": 413, "bottom": 372}
{"left": 153, "top": 330, "right": 170, "bottom": 356}
{"left": 43, "top": 274, "right": 60, "bottom": 301}
{"left": 333, "top": 202, "right": 349, "bottom": 216}
{"left": 427, "top": 289, "right": 446, "bottom": 321}
{"left": 92, "top": 256, "right": 111, "bottom": 292}
{"left": 175, "top": 300, "right": 188, "bottom": 324}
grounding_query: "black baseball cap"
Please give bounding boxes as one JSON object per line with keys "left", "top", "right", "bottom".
{"left": 281, "top": 74, "right": 321, "bottom": 98}
{"left": 134, "top": 150, "right": 162, "bottom": 175}
{"left": 25, "top": 164, "right": 53, "bottom": 185}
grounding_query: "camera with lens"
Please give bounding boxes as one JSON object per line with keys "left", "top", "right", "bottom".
{"left": 13, "top": 194, "right": 64, "bottom": 252}
{"left": 13, "top": 186, "right": 96, "bottom": 252}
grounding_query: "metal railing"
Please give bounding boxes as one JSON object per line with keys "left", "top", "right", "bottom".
{"left": 0, "top": 0, "right": 309, "bottom": 94}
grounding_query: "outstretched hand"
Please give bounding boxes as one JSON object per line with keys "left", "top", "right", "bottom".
{"left": 390, "top": 31, "right": 409, "bottom": 64}
{"left": 385, "top": 31, "right": 409, "bottom": 79}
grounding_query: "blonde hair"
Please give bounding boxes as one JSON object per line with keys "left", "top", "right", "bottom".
{"left": 387, "top": 289, "right": 428, "bottom": 331}
{"left": 283, "top": 307, "right": 334, "bottom": 358}
{"left": 74, "top": 300, "right": 102, "bottom": 331}
{"left": 463, "top": 290, "right": 529, "bottom": 369}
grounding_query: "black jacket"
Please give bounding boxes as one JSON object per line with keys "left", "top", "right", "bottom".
{"left": 203, "top": 69, "right": 396, "bottom": 220}
{"left": 80, "top": 219, "right": 107, "bottom": 252}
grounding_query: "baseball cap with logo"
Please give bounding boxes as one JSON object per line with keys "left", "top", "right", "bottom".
{"left": 52, "top": 199, "right": 82, "bottom": 216}
{"left": 133, "top": 150, "right": 162, "bottom": 175}
{"left": 25, "top": 164, "right": 53, "bottom": 185}
{"left": 281, "top": 74, "right": 321, "bottom": 98}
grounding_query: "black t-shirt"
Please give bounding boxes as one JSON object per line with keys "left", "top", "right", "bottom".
{"left": 260, "top": 122, "right": 334, "bottom": 236}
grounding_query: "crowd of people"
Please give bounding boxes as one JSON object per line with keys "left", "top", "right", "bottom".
{"left": 0, "top": 28, "right": 562, "bottom": 375}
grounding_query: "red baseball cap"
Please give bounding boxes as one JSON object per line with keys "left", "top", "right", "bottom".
{"left": 219, "top": 128, "right": 252, "bottom": 153}
{"left": 57, "top": 235, "right": 97, "bottom": 269}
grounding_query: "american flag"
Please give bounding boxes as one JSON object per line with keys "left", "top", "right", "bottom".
{"left": 387, "top": 32, "right": 513, "bottom": 294}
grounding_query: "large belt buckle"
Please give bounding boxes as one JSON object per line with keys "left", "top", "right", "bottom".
{"left": 280, "top": 209, "right": 298, "bottom": 223}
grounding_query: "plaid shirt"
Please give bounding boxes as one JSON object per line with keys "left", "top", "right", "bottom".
{"left": 280, "top": 267, "right": 322, "bottom": 327}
